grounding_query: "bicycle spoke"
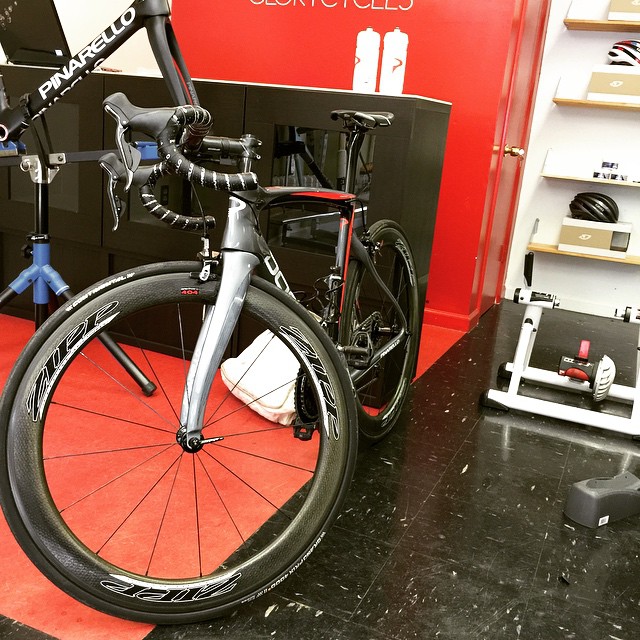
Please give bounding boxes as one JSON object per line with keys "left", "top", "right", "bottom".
{"left": 192, "top": 456, "right": 204, "bottom": 578}
{"left": 74, "top": 350, "right": 179, "bottom": 432}
{"left": 45, "top": 442, "right": 172, "bottom": 461}
{"left": 100, "top": 453, "right": 183, "bottom": 556}
{"left": 142, "top": 454, "right": 185, "bottom": 576}
{"left": 202, "top": 375, "right": 301, "bottom": 431}
{"left": 52, "top": 443, "right": 178, "bottom": 514}
{"left": 116, "top": 306, "right": 194, "bottom": 426}
{"left": 196, "top": 454, "right": 246, "bottom": 544}
{"left": 48, "top": 400, "right": 175, "bottom": 435}
{"left": 206, "top": 441, "right": 316, "bottom": 475}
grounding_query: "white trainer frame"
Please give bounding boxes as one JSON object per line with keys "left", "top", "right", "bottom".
{"left": 483, "top": 294, "right": 640, "bottom": 437}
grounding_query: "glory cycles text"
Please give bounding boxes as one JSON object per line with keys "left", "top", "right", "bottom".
{"left": 249, "top": 0, "right": 414, "bottom": 9}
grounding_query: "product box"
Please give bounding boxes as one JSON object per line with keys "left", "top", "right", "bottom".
{"left": 608, "top": 0, "right": 640, "bottom": 21}
{"left": 558, "top": 218, "right": 632, "bottom": 258}
{"left": 587, "top": 65, "right": 640, "bottom": 104}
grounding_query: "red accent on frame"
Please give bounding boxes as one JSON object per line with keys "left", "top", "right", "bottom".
{"left": 339, "top": 212, "right": 355, "bottom": 313}
{"left": 282, "top": 191, "right": 355, "bottom": 201}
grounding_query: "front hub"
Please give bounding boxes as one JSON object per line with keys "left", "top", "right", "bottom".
{"left": 176, "top": 426, "right": 203, "bottom": 453}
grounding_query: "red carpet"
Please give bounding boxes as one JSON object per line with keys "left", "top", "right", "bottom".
{"left": 416, "top": 322, "right": 464, "bottom": 378}
{"left": 0, "top": 315, "right": 153, "bottom": 639}
{"left": 0, "top": 313, "right": 462, "bottom": 637}
{"left": 44, "top": 339, "right": 317, "bottom": 579}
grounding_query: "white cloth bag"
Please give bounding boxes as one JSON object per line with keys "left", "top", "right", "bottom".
{"left": 220, "top": 330, "right": 298, "bottom": 425}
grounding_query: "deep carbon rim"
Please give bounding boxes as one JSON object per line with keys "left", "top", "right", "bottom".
{"left": 4, "top": 271, "right": 356, "bottom": 621}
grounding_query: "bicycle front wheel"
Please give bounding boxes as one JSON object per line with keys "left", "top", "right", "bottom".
{"left": 339, "top": 220, "right": 420, "bottom": 442}
{"left": 0, "top": 262, "right": 358, "bottom": 623}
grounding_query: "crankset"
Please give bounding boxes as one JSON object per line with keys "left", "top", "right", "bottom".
{"left": 293, "top": 370, "right": 318, "bottom": 441}
{"left": 342, "top": 311, "right": 385, "bottom": 369}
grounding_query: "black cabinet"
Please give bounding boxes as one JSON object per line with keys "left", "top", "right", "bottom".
{"left": 0, "top": 66, "right": 104, "bottom": 245}
{"left": 0, "top": 68, "right": 450, "bottom": 323}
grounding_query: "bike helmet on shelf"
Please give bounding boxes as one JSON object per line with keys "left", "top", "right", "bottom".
{"left": 608, "top": 40, "right": 640, "bottom": 65}
{"left": 569, "top": 192, "right": 619, "bottom": 223}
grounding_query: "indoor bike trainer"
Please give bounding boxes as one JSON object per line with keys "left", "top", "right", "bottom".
{"left": 481, "top": 253, "right": 640, "bottom": 437}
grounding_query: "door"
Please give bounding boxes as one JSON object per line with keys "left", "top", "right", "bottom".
{"left": 475, "top": 0, "right": 551, "bottom": 315}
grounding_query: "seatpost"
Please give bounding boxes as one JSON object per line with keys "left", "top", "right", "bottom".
{"left": 342, "top": 129, "right": 366, "bottom": 195}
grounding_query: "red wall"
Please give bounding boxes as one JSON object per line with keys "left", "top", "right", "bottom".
{"left": 171, "top": 0, "right": 518, "bottom": 329}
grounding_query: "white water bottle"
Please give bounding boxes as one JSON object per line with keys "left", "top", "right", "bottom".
{"left": 352, "top": 28, "right": 380, "bottom": 93}
{"left": 379, "top": 28, "right": 408, "bottom": 95}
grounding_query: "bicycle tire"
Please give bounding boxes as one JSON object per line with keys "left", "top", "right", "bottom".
{"left": 0, "top": 261, "right": 358, "bottom": 623}
{"left": 339, "top": 220, "right": 420, "bottom": 442}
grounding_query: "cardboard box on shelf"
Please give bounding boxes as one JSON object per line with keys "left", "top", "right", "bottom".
{"left": 608, "top": 0, "right": 640, "bottom": 21}
{"left": 587, "top": 65, "right": 640, "bottom": 104}
{"left": 558, "top": 218, "right": 632, "bottom": 258}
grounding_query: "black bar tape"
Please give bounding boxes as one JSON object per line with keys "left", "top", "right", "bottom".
{"left": 157, "top": 106, "right": 259, "bottom": 191}
{"left": 138, "top": 162, "right": 216, "bottom": 231}
{"left": 103, "top": 94, "right": 259, "bottom": 192}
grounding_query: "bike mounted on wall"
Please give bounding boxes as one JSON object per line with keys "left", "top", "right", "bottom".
{"left": 0, "top": 0, "right": 197, "bottom": 393}
{"left": 0, "top": 0, "right": 196, "bottom": 142}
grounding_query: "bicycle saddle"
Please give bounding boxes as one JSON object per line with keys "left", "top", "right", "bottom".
{"left": 330, "top": 110, "right": 394, "bottom": 129}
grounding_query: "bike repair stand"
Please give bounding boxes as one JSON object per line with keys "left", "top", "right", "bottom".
{"left": 481, "top": 252, "right": 640, "bottom": 437}
{"left": 0, "top": 141, "right": 156, "bottom": 396}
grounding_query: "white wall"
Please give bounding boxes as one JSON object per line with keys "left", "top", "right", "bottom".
{"left": 504, "top": 0, "right": 640, "bottom": 317}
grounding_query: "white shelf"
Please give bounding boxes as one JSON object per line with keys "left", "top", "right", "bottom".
{"left": 541, "top": 172, "right": 640, "bottom": 187}
{"left": 541, "top": 149, "right": 640, "bottom": 187}
{"left": 528, "top": 242, "right": 640, "bottom": 265}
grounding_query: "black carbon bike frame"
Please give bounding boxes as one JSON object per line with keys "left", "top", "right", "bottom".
{"left": 0, "top": 0, "right": 196, "bottom": 142}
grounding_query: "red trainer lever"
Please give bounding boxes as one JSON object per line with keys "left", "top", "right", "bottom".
{"left": 559, "top": 340, "right": 594, "bottom": 382}
{"left": 578, "top": 340, "right": 590, "bottom": 361}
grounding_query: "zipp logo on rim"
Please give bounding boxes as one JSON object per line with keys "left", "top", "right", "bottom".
{"left": 279, "top": 324, "right": 340, "bottom": 440}
{"left": 395, "top": 240, "right": 416, "bottom": 286}
{"left": 26, "top": 301, "right": 121, "bottom": 421}
{"left": 101, "top": 572, "right": 241, "bottom": 602}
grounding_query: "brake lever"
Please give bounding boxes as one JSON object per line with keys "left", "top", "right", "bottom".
{"left": 99, "top": 152, "right": 127, "bottom": 231}
{"left": 104, "top": 103, "right": 142, "bottom": 190}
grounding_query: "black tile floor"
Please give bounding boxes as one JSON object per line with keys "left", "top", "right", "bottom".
{"left": 3, "top": 300, "right": 640, "bottom": 639}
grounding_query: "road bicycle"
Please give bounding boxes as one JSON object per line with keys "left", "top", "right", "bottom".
{"left": 0, "top": 1, "right": 419, "bottom": 625}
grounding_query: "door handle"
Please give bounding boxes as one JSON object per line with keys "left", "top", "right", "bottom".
{"left": 504, "top": 145, "right": 525, "bottom": 158}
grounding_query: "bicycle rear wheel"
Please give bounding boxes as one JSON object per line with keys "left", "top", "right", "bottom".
{"left": 339, "top": 220, "right": 420, "bottom": 442}
{"left": 0, "top": 262, "right": 357, "bottom": 623}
